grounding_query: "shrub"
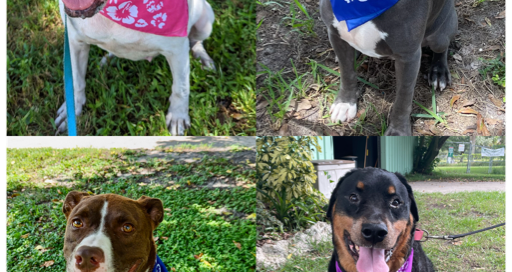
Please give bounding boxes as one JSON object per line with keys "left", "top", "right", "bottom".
{"left": 256, "top": 136, "right": 327, "bottom": 231}
{"left": 256, "top": 136, "right": 320, "bottom": 200}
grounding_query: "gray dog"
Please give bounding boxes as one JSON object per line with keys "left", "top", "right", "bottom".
{"left": 320, "top": 0, "right": 457, "bottom": 135}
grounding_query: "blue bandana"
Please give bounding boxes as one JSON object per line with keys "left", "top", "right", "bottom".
{"left": 152, "top": 255, "right": 168, "bottom": 272}
{"left": 330, "top": 0, "right": 400, "bottom": 31}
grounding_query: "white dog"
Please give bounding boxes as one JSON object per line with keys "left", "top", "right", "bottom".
{"left": 57, "top": 0, "right": 215, "bottom": 135}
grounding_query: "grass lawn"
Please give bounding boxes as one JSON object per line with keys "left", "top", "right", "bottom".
{"left": 7, "top": 147, "right": 256, "bottom": 271}
{"left": 406, "top": 166, "right": 505, "bottom": 181}
{"left": 260, "top": 191, "right": 505, "bottom": 271}
{"left": 7, "top": 0, "right": 255, "bottom": 136}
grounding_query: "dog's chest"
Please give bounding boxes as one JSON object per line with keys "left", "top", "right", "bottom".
{"left": 331, "top": 18, "right": 388, "bottom": 58}
{"left": 69, "top": 15, "right": 179, "bottom": 61}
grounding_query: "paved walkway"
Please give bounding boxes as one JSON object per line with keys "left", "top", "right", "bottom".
{"left": 409, "top": 181, "right": 505, "bottom": 193}
{"left": 7, "top": 136, "right": 255, "bottom": 150}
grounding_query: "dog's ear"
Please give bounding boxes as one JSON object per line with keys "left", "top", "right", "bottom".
{"left": 327, "top": 169, "right": 357, "bottom": 220}
{"left": 137, "top": 196, "right": 164, "bottom": 230}
{"left": 394, "top": 172, "right": 419, "bottom": 222}
{"left": 63, "top": 191, "right": 90, "bottom": 219}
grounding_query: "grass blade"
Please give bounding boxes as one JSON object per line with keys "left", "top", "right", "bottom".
{"left": 357, "top": 77, "right": 379, "bottom": 89}
{"left": 413, "top": 100, "right": 445, "bottom": 123}
{"left": 317, "top": 63, "right": 340, "bottom": 76}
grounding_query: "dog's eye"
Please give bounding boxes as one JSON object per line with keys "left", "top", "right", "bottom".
{"left": 390, "top": 199, "right": 401, "bottom": 208}
{"left": 72, "top": 219, "right": 83, "bottom": 228}
{"left": 349, "top": 194, "right": 358, "bottom": 202}
{"left": 122, "top": 224, "right": 134, "bottom": 233}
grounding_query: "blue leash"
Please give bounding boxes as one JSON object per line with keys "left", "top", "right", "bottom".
{"left": 64, "top": 14, "right": 77, "bottom": 136}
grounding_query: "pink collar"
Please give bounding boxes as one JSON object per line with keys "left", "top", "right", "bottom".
{"left": 99, "top": 0, "right": 188, "bottom": 37}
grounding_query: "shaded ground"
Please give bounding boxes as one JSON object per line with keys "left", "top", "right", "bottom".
{"left": 7, "top": 136, "right": 255, "bottom": 150}
{"left": 256, "top": 0, "right": 505, "bottom": 136}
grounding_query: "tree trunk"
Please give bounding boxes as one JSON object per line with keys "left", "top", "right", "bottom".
{"left": 413, "top": 137, "right": 425, "bottom": 170}
{"left": 415, "top": 136, "right": 450, "bottom": 174}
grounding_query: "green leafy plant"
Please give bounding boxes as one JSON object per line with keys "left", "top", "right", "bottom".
{"left": 257, "top": 136, "right": 327, "bottom": 231}
{"left": 479, "top": 55, "right": 505, "bottom": 88}
{"left": 257, "top": 136, "right": 320, "bottom": 200}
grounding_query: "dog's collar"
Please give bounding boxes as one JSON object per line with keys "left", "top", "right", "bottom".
{"left": 152, "top": 255, "right": 169, "bottom": 272}
{"left": 330, "top": 0, "right": 399, "bottom": 31}
{"left": 335, "top": 248, "right": 414, "bottom": 272}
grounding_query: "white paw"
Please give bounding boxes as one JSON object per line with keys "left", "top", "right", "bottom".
{"left": 330, "top": 102, "right": 357, "bottom": 123}
{"left": 55, "top": 102, "right": 84, "bottom": 134}
{"left": 165, "top": 109, "right": 190, "bottom": 136}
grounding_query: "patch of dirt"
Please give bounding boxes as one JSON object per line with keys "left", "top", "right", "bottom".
{"left": 257, "top": 0, "right": 505, "bottom": 136}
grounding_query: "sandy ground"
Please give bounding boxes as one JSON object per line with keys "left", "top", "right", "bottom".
{"left": 410, "top": 181, "right": 505, "bottom": 193}
{"left": 7, "top": 136, "right": 255, "bottom": 150}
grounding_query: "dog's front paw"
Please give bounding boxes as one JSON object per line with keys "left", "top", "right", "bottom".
{"left": 330, "top": 102, "right": 357, "bottom": 123}
{"left": 428, "top": 62, "right": 451, "bottom": 91}
{"left": 55, "top": 102, "right": 84, "bottom": 135}
{"left": 165, "top": 109, "right": 190, "bottom": 136}
{"left": 384, "top": 124, "right": 411, "bottom": 136}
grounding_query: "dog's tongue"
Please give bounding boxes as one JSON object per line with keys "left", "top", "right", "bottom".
{"left": 356, "top": 247, "right": 389, "bottom": 272}
{"left": 62, "top": 0, "right": 96, "bottom": 11}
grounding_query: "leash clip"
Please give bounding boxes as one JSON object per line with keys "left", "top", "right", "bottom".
{"left": 428, "top": 235, "right": 454, "bottom": 240}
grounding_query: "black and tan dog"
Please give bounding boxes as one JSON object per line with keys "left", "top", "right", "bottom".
{"left": 327, "top": 167, "right": 434, "bottom": 272}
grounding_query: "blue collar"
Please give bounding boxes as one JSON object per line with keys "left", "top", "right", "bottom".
{"left": 152, "top": 255, "right": 168, "bottom": 272}
{"left": 330, "top": 0, "right": 399, "bottom": 31}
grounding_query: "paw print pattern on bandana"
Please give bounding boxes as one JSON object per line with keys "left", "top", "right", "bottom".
{"left": 100, "top": 0, "right": 188, "bottom": 37}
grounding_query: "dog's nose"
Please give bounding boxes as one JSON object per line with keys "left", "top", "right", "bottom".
{"left": 75, "top": 246, "right": 105, "bottom": 270}
{"left": 361, "top": 223, "right": 388, "bottom": 244}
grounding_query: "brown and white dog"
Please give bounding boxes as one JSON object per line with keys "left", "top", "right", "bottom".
{"left": 62, "top": 191, "right": 164, "bottom": 272}
{"left": 56, "top": 0, "right": 215, "bottom": 136}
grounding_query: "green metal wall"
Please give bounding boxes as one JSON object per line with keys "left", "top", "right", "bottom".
{"left": 311, "top": 136, "right": 334, "bottom": 160}
{"left": 380, "top": 137, "right": 417, "bottom": 175}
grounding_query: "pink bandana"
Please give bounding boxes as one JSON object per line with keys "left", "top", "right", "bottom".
{"left": 336, "top": 248, "right": 414, "bottom": 272}
{"left": 99, "top": 0, "right": 188, "bottom": 37}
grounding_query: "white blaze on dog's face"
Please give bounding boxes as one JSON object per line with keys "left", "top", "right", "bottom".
{"left": 62, "top": 192, "right": 164, "bottom": 272}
